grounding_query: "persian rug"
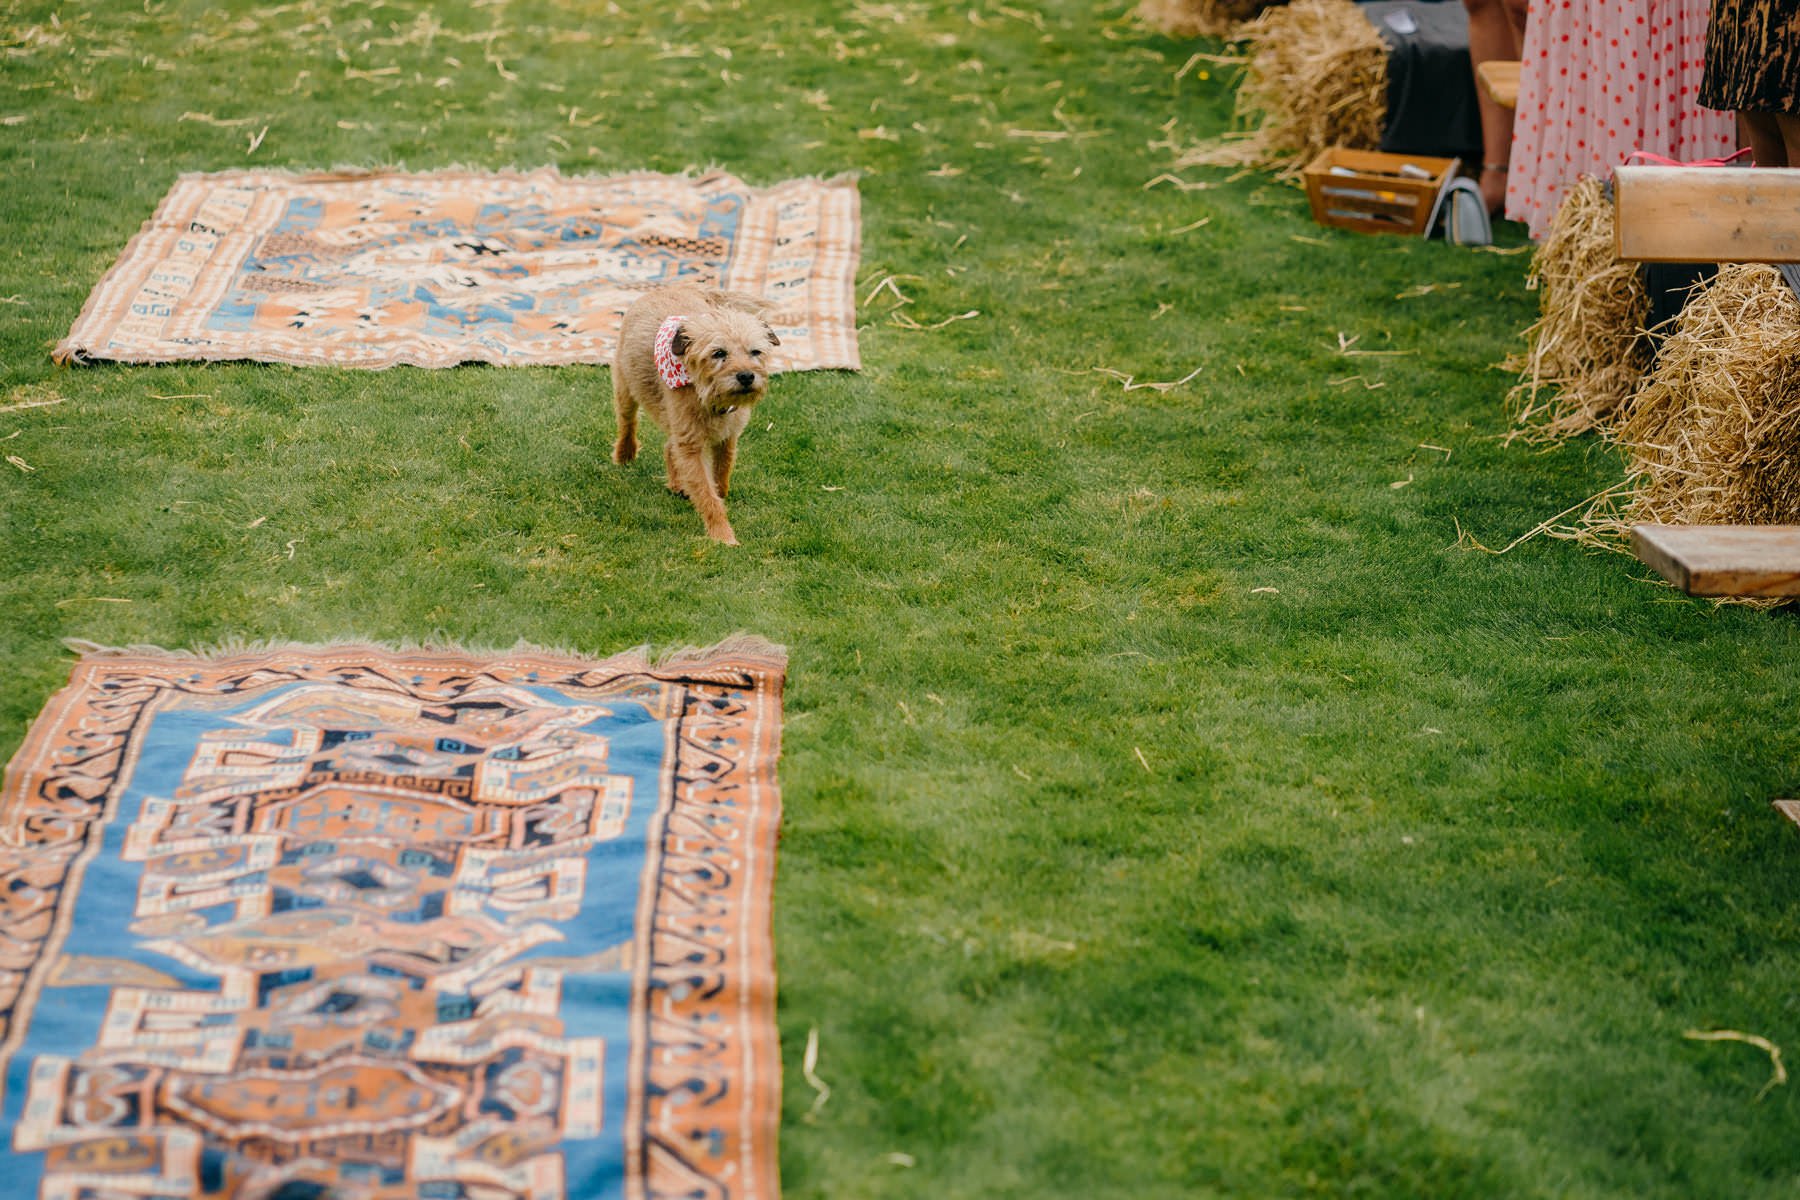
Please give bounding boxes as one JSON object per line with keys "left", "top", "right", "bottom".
{"left": 54, "top": 168, "right": 860, "bottom": 372}
{"left": 0, "top": 639, "right": 787, "bottom": 1200}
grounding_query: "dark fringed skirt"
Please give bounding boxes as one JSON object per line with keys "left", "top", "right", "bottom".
{"left": 1701, "top": 0, "right": 1800, "bottom": 115}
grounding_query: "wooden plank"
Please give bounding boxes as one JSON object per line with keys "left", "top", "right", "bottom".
{"left": 1615, "top": 165, "right": 1800, "bottom": 263}
{"left": 1630, "top": 524, "right": 1800, "bottom": 597}
{"left": 1475, "top": 60, "right": 1519, "bottom": 110}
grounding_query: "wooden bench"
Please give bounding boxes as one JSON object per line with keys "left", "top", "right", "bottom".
{"left": 1475, "top": 60, "right": 1519, "bottom": 111}
{"left": 1614, "top": 164, "right": 1800, "bottom": 263}
{"left": 1630, "top": 525, "right": 1800, "bottom": 598}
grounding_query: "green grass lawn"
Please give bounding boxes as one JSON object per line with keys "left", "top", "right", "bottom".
{"left": 6, "top": 1, "right": 1800, "bottom": 1195}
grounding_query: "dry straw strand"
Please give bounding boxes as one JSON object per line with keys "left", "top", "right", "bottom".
{"left": 802, "top": 1026, "right": 831, "bottom": 1121}
{"left": 1136, "top": 0, "right": 1288, "bottom": 39}
{"left": 1174, "top": 0, "right": 1386, "bottom": 176}
{"left": 1503, "top": 175, "right": 1650, "bottom": 442}
{"left": 1683, "top": 1029, "right": 1789, "bottom": 1102}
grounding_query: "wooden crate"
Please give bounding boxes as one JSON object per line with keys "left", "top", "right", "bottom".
{"left": 1301, "top": 147, "right": 1460, "bottom": 236}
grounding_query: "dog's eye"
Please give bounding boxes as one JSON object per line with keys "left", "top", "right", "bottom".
{"left": 749, "top": 349, "right": 762, "bottom": 358}
{"left": 712, "top": 349, "right": 727, "bottom": 361}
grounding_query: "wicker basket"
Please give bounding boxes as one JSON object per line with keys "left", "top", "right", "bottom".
{"left": 1301, "top": 147, "right": 1460, "bottom": 236}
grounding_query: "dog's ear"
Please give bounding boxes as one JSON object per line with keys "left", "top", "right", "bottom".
{"left": 761, "top": 322, "right": 780, "bottom": 347}
{"left": 670, "top": 324, "right": 690, "bottom": 357}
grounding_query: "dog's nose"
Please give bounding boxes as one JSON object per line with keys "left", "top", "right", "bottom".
{"left": 736, "top": 371, "right": 756, "bottom": 389}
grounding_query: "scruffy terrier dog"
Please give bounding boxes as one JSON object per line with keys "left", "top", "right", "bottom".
{"left": 611, "top": 284, "right": 780, "bottom": 545}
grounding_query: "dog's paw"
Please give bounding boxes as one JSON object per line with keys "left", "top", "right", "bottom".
{"left": 612, "top": 438, "right": 638, "bottom": 464}
{"left": 708, "top": 526, "right": 740, "bottom": 546}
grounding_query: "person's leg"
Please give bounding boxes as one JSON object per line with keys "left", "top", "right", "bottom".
{"left": 1776, "top": 112, "right": 1800, "bottom": 170}
{"left": 1465, "top": 0, "right": 1525, "bottom": 211}
{"left": 1502, "top": 0, "right": 1527, "bottom": 43}
{"left": 1739, "top": 111, "right": 1787, "bottom": 167}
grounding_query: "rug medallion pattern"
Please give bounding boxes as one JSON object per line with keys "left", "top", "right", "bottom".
{"left": 55, "top": 169, "right": 860, "bottom": 372}
{"left": 0, "top": 642, "right": 785, "bottom": 1199}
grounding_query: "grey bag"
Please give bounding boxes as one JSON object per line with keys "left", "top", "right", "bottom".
{"left": 1423, "top": 177, "right": 1492, "bottom": 246}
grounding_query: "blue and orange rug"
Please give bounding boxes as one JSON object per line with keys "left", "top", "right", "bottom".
{"left": 55, "top": 168, "right": 860, "bottom": 373}
{"left": 0, "top": 639, "right": 786, "bottom": 1199}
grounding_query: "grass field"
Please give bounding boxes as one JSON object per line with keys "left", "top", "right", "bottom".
{"left": 5, "top": 1, "right": 1800, "bottom": 1195}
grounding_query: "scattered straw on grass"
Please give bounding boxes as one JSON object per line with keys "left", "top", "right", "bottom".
{"left": 863, "top": 275, "right": 919, "bottom": 308}
{"left": 1175, "top": 0, "right": 1385, "bottom": 176}
{"left": 802, "top": 1027, "right": 831, "bottom": 1122}
{"left": 1143, "top": 173, "right": 1213, "bottom": 191}
{"left": 1175, "top": 50, "right": 1247, "bottom": 80}
{"left": 0, "top": 395, "right": 63, "bottom": 414}
{"left": 178, "top": 111, "right": 259, "bottom": 127}
{"left": 1136, "top": 0, "right": 1287, "bottom": 39}
{"left": 1452, "top": 482, "right": 1633, "bottom": 555}
{"left": 1684, "top": 1029, "right": 1788, "bottom": 1102}
{"left": 1005, "top": 128, "right": 1102, "bottom": 142}
{"left": 1094, "top": 366, "right": 1204, "bottom": 392}
{"left": 1504, "top": 176, "right": 1649, "bottom": 443}
{"left": 889, "top": 309, "right": 980, "bottom": 330}
{"left": 1584, "top": 265, "right": 1800, "bottom": 539}
{"left": 1334, "top": 331, "right": 1410, "bottom": 357}
{"left": 1396, "top": 282, "right": 1461, "bottom": 300}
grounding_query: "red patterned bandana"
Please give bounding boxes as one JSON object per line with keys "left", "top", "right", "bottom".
{"left": 654, "top": 315, "right": 691, "bottom": 389}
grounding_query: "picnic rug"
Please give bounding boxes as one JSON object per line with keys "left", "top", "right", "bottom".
{"left": 0, "top": 638, "right": 786, "bottom": 1200}
{"left": 54, "top": 168, "right": 860, "bottom": 372}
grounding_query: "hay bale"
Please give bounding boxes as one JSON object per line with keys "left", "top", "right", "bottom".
{"left": 1602, "top": 265, "right": 1800, "bottom": 531}
{"left": 1137, "top": 0, "right": 1287, "bottom": 39}
{"left": 1503, "top": 175, "right": 1650, "bottom": 443}
{"left": 1175, "top": 0, "right": 1386, "bottom": 175}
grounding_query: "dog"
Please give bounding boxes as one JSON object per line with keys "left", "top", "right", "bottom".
{"left": 611, "top": 284, "right": 780, "bottom": 545}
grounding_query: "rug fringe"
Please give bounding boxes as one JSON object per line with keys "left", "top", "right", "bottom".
{"left": 63, "top": 635, "right": 787, "bottom": 675}
{"left": 172, "top": 163, "right": 860, "bottom": 194}
{"left": 644, "top": 634, "right": 788, "bottom": 670}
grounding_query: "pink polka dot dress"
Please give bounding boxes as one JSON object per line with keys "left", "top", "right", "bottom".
{"left": 1505, "top": 0, "right": 1738, "bottom": 238}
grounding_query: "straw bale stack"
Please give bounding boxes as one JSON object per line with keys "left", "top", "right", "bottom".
{"left": 1601, "top": 265, "right": 1800, "bottom": 531}
{"left": 1137, "top": 0, "right": 1287, "bottom": 39}
{"left": 1175, "top": 0, "right": 1386, "bottom": 175}
{"left": 1503, "top": 175, "right": 1650, "bottom": 442}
